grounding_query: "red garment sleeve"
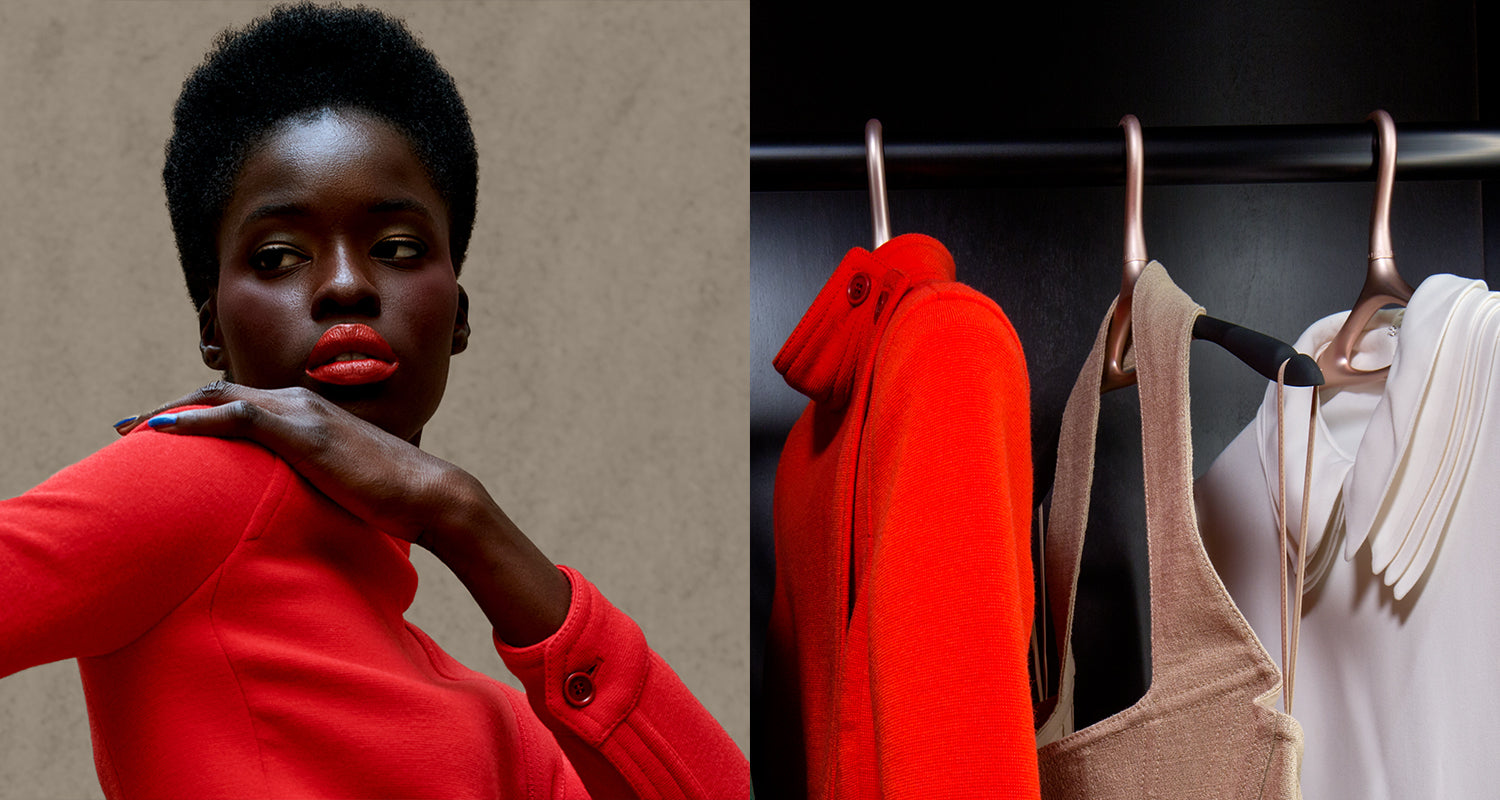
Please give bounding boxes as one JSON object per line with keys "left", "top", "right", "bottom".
{"left": 0, "top": 424, "right": 281, "bottom": 678}
{"left": 495, "top": 565, "right": 749, "bottom": 800}
{"left": 861, "top": 287, "right": 1041, "bottom": 798}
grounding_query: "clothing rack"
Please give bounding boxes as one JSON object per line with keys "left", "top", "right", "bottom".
{"left": 751, "top": 123, "right": 1500, "bottom": 191}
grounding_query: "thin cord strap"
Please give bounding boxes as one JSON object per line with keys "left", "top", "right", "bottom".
{"left": 1276, "top": 361, "right": 1290, "bottom": 710}
{"left": 1287, "top": 384, "right": 1319, "bottom": 712}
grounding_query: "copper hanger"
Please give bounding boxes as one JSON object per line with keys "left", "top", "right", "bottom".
{"left": 1100, "top": 115, "right": 1148, "bottom": 392}
{"left": 1315, "top": 110, "right": 1415, "bottom": 387}
{"left": 1101, "top": 115, "right": 1322, "bottom": 393}
{"left": 866, "top": 119, "right": 891, "bottom": 248}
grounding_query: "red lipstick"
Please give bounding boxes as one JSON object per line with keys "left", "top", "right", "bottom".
{"left": 305, "top": 323, "right": 399, "bottom": 386}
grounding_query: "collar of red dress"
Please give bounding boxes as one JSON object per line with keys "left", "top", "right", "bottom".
{"left": 774, "top": 233, "right": 956, "bottom": 408}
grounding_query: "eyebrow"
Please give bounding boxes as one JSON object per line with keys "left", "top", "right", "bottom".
{"left": 241, "top": 198, "right": 438, "bottom": 226}
{"left": 243, "top": 202, "right": 312, "bottom": 225}
{"left": 366, "top": 198, "right": 435, "bottom": 219}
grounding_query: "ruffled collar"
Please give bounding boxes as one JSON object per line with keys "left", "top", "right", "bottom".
{"left": 1344, "top": 276, "right": 1499, "bottom": 598}
{"left": 773, "top": 234, "right": 956, "bottom": 408}
{"left": 1254, "top": 274, "right": 1498, "bottom": 599}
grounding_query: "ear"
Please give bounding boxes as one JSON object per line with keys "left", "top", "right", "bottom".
{"left": 451, "top": 284, "right": 471, "bottom": 356}
{"left": 198, "top": 294, "right": 230, "bottom": 372}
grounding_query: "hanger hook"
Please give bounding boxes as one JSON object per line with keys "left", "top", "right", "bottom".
{"left": 1314, "top": 110, "right": 1416, "bottom": 387}
{"left": 1368, "top": 109, "right": 1396, "bottom": 263}
{"left": 1102, "top": 114, "right": 1148, "bottom": 393}
{"left": 1122, "top": 114, "right": 1147, "bottom": 269}
{"left": 865, "top": 119, "right": 891, "bottom": 248}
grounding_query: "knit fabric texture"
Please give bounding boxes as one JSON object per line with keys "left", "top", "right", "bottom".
{"left": 764, "top": 234, "right": 1040, "bottom": 799}
{"left": 0, "top": 416, "right": 748, "bottom": 799}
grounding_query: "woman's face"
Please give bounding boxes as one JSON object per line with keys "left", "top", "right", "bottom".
{"left": 207, "top": 109, "right": 468, "bottom": 443}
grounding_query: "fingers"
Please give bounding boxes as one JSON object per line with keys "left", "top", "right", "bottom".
{"left": 114, "top": 381, "right": 260, "bottom": 436}
{"left": 138, "top": 399, "right": 316, "bottom": 464}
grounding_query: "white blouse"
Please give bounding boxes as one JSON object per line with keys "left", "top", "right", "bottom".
{"left": 1196, "top": 273, "right": 1500, "bottom": 800}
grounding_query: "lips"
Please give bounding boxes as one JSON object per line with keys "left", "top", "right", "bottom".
{"left": 305, "top": 323, "right": 399, "bottom": 386}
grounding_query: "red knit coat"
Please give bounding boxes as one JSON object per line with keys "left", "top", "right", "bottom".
{"left": 0, "top": 419, "right": 748, "bottom": 799}
{"left": 763, "top": 234, "right": 1039, "bottom": 799}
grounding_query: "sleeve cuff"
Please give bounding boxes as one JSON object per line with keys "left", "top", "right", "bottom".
{"left": 494, "top": 565, "right": 651, "bottom": 746}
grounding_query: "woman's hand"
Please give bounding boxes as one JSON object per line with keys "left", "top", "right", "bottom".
{"left": 119, "top": 382, "right": 459, "bottom": 544}
{"left": 115, "top": 382, "right": 571, "bottom": 646}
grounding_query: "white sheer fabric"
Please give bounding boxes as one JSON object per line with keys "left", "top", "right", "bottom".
{"left": 1197, "top": 274, "right": 1500, "bottom": 799}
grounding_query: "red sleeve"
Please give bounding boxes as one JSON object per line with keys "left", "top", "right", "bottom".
{"left": 0, "top": 421, "right": 281, "bottom": 678}
{"left": 862, "top": 288, "right": 1041, "bottom": 798}
{"left": 495, "top": 565, "right": 750, "bottom": 800}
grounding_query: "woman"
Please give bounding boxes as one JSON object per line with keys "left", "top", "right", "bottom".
{"left": 0, "top": 3, "right": 747, "bottom": 797}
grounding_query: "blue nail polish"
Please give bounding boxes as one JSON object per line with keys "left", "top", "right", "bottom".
{"left": 112, "top": 417, "right": 137, "bottom": 428}
{"left": 147, "top": 414, "right": 177, "bottom": 429}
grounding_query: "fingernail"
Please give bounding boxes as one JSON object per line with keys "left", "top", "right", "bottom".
{"left": 146, "top": 415, "right": 177, "bottom": 429}
{"left": 112, "top": 416, "right": 138, "bottom": 428}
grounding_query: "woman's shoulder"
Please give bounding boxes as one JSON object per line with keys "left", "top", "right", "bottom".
{"left": 0, "top": 407, "right": 293, "bottom": 677}
{"left": 54, "top": 404, "right": 286, "bottom": 513}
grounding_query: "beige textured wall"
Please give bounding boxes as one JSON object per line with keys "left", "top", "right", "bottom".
{"left": 0, "top": 1, "right": 747, "bottom": 796}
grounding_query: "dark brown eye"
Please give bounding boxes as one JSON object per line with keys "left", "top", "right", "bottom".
{"left": 249, "top": 245, "right": 308, "bottom": 272}
{"left": 371, "top": 238, "right": 426, "bottom": 262}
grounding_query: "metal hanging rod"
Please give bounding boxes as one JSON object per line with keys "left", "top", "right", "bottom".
{"left": 751, "top": 123, "right": 1500, "bottom": 191}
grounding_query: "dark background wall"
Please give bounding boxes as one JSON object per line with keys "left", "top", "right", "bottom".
{"left": 751, "top": 1, "right": 1496, "bottom": 787}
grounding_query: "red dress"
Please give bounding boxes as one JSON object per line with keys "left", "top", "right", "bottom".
{"left": 0, "top": 419, "right": 748, "bottom": 799}
{"left": 764, "top": 234, "right": 1040, "bottom": 799}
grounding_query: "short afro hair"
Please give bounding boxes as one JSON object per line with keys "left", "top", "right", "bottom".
{"left": 163, "top": 2, "right": 478, "bottom": 309}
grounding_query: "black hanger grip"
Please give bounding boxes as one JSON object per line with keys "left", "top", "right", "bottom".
{"left": 1193, "top": 315, "right": 1325, "bottom": 387}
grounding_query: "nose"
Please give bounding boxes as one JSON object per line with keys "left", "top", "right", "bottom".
{"left": 312, "top": 243, "right": 381, "bottom": 319}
